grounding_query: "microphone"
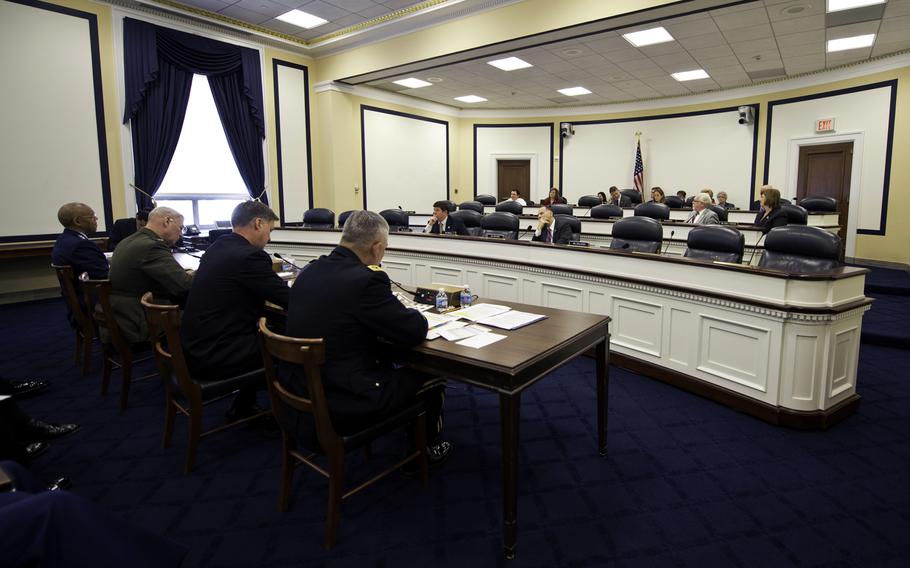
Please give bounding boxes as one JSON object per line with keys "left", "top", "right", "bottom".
{"left": 746, "top": 232, "right": 767, "bottom": 266}
{"left": 398, "top": 205, "right": 403, "bottom": 210}
{"left": 273, "top": 252, "right": 303, "bottom": 271}
{"left": 621, "top": 243, "right": 631, "bottom": 250}
{"left": 662, "top": 230, "right": 675, "bottom": 255}
{"left": 517, "top": 224, "right": 535, "bottom": 240}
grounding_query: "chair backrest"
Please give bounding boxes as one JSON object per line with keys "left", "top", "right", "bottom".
{"left": 51, "top": 264, "right": 93, "bottom": 333}
{"left": 337, "top": 210, "right": 354, "bottom": 228}
{"left": 449, "top": 210, "right": 483, "bottom": 236}
{"left": 556, "top": 214, "right": 581, "bottom": 241}
{"left": 664, "top": 196, "right": 685, "bottom": 209}
{"left": 781, "top": 204, "right": 808, "bottom": 225}
{"left": 494, "top": 201, "right": 523, "bottom": 215}
{"left": 480, "top": 211, "right": 519, "bottom": 239}
{"left": 577, "top": 195, "right": 601, "bottom": 207}
{"left": 759, "top": 226, "right": 842, "bottom": 272}
{"left": 475, "top": 194, "right": 497, "bottom": 206}
{"left": 458, "top": 201, "right": 484, "bottom": 213}
{"left": 780, "top": 198, "right": 791, "bottom": 205}
{"left": 550, "top": 204, "right": 572, "bottom": 216}
{"left": 686, "top": 196, "right": 695, "bottom": 207}
{"left": 379, "top": 209, "right": 410, "bottom": 231}
{"left": 140, "top": 292, "right": 198, "bottom": 402}
{"left": 634, "top": 202, "right": 671, "bottom": 220}
{"left": 303, "top": 208, "right": 335, "bottom": 229}
{"left": 438, "top": 200, "right": 457, "bottom": 212}
{"left": 621, "top": 189, "right": 642, "bottom": 205}
{"left": 208, "top": 228, "right": 232, "bottom": 242}
{"left": 82, "top": 279, "right": 130, "bottom": 350}
{"left": 683, "top": 225, "right": 745, "bottom": 263}
{"left": 610, "top": 217, "right": 662, "bottom": 253}
{"left": 799, "top": 196, "right": 838, "bottom": 212}
{"left": 590, "top": 204, "right": 623, "bottom": 219}
{"left": 709, "top": 205, "right": 728, "bottom": 223}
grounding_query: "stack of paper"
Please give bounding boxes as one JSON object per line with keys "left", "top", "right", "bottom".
{"left": 447, "top": 303, "right": 511, "bottom": 321}
{"left": 477, "top": 311, "right": 546, "bottom": 330}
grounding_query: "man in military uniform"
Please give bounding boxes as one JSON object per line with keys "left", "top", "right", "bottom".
{"left": 285, "top": 210, "right": 451, "bottom": 463}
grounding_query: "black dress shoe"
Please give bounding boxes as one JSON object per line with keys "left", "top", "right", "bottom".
{"left": 401, "top": 440, "right": 454, "bottom": 476}
{"left": 46, "top": 476, "right": 72, "bottom": 491}
{"left": 24, "top": 441, "right": 48, "bottom": 458}
{"left": 23, "top": 419, "right": 80, "bottom": 441}
{"left": 0, "top": 379, "right": 49, "bottom": 399}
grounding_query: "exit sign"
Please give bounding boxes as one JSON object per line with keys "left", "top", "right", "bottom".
{"left": 816, "top": 118, "right": 836, "bottom": 132}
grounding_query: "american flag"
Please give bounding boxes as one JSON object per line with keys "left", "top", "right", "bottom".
{"left": 632, "top": 139, "right": 644, "bottom": 194}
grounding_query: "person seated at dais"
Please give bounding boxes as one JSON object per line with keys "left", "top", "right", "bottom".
{"left": 609, "top": 186, "right": 631, "bottom": 207}
{"left": 424, "top": 200, "right": 468, "bottom": 235}
{"left": 51, "top": 202, "right": 108, "bottom": 280}
{"left": 685, "top": 193, "right": 720, "bottom": 225}
{"left": 677, "top": 190, "right": 687, "bottom": 201}
{"left": 540, "top": 187, "right": 567, "bottom": 206}
{"left": 717, "top": 191, "right": 735, "bottom": 210}
{"left": 508, "top": 190, "right": 527, "bottom": 206}
{"left": 754, "top": 186, "right": 788, "bottom": 234}
{"left": 597, "top": 191, "right": 608, "bottom": 204}
{"left": 531, "top": 206, "right": 573, "bottom": 245}
{"left": 650, "top": 187, "right": 666, "bottom": 204}
{"left": 108, "top": 209, "right": 151, "bottom": 251}
{"left": 702, "top": 188, "right": 716, "bottom": 204}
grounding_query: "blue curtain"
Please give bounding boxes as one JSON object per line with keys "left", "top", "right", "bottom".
{"left": 122, "top": 18, "right": 266, "bottom": 208}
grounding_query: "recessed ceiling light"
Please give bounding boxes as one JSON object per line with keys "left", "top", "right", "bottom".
{"left": 487, "top": 57, "right": 533, "bottom": 71}
{"left": 827, "top": 33, "right": 876, "bottom": 51}
{"left": 782, "top": 4, "right": 807, "bottom": 15}
{"left": 276, "top": 9, "right": 327, "bottom": 29}
{"left": 622, "top": 26, "right": 675, "bottom": 47}
{"left": 426, "top": 77, "right": 444, "bottom": 83}
{"left": 393, "top": 77, "right": 432, "bottom": 89}
{"left": 562, "top": 48, "right": 583, "bottom": 56}
{"left": 454, "top": 95, "right": 487, "bottom": 103}
{"left": 672, "top": 69, "right": 710, "bottom": 81}
{"left": 558, "top": 86, "right": 592, "bottom": 96}
{"left": 826, "top": 0, "right": 886, "bottom": 13}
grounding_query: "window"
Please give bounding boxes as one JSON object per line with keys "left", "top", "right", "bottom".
{"left": 155, "top": 74, "right": 249, "bottom": 228}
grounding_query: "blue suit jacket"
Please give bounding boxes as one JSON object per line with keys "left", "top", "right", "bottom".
{"left": 51, "top": 228, "right": 108, "bottom": 279}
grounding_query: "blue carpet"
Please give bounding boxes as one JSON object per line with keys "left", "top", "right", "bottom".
{"left": 2, "top": 298, "right": 909, "bottom": 567}
{"left": 855, "top": 265, "right": 910, "bottom": 296}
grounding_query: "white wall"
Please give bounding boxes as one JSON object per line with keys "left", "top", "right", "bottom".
{"left": 362, "top": 107, "right": 448, "bottom": 212}
{"left": 274, "top": 61, "right": 313, "bottom": 225}
{"left": 475, "top": 124, "right": 552, "bottom": 201}
{"left": 561, "top": 109, "right": 756, "bottom": 207}
{"left": 0, "top": 1, "right": 108, "bottom": 239}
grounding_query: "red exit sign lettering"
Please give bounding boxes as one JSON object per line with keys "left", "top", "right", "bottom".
{"left": 815, "top": 118, "right": 835, "bottom": 132}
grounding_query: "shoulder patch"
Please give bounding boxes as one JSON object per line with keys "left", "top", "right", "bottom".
{"left": 367, "top": 264, "right": 384, "bottom": 272}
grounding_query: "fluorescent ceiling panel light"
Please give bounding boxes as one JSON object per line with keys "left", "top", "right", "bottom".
{"left": 671, "top": 69, "right": 710, "bottom": 81}
{"left": 826, "top": 0, "right": 886, "bottom": 13}
{"left": 827, "top": 33, "right": 876, "bottom": 51}
{"left": 558, "top": 86, "right": 592, "bottom": 96}
{"left": 487, "top": 57, "right": 533, "bottom": 71}
{"left": 393, "top": 77, "right": 433, "bottom": 89}
{"left": 622, "top": 26, "right": 675, "bottom": 47}
{"left": 454, "top": 95, "right": 487, "bottom": 103}
{"left": 276, "top": 9, "right": 328, "bottom": 29}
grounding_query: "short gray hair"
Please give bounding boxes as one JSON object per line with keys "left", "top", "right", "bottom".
{"left": 693, "top": 193, "right": 712, "bottom": 206}
{"left": 341, "top": 210, "right": 388, "bottom": 248}
{"left": 149, "top": 206, "right": 183, "bottom": 222}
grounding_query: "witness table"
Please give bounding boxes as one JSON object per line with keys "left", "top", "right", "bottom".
{"left": 394, "top": 301, "right": 611, "bottom": 559}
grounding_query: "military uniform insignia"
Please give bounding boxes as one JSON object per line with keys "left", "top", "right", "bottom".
{"left": 367, "top": 265, "right": 384, "bottom": 272}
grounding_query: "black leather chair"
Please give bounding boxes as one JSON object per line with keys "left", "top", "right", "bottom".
{"left": 610, "top": 217, "right": 662, "bottom": 253}
{"left": 480, "top": 212, "right": 519, "bottom": 239}
{"left": 634, "top": 202, "right": 670, "bottom": 220}
{"left": 664, "top": 196, "right": 685, "bottom": 209}
{"left": 475, "top": 194, "right": 497, "bottom": 206}
{"left": 556, "top": 215, "right": 581, "bottom": 241}
{"left": 495, "top": 201, "right": 523, "bottom": 215}
{"left": 379, "top": 209, "right": 411, "bottom": 232}
{"left": 550, "top": 204, "right": 572, "bottom": 216}
{"left": 686, "top": 196, "right": 696, "bottom": 207}
{"left": 758, "top": 226, "right": 842, "bottom": 272}
{"left": 782, "top": 204, "right": 808, "bottom": 225}
{"left": 621, "top": 189, "right": 642, "bottom": 205}
{"left": 590, "top": 204, "right": 623, "bottom": 219}
{"left": 683, "top": 226, "right": 745, "bottom": 263}
{"left": 449, "top": 210, "right": 483, "bottom": 236}
{"left": 578, "top": 195, "right": 601, "bottom": 207}
{"left": 709, "top": 205, "right": 728, "bottom": 223}
{"left": 439, "top": 200, "right": 457, "bottom": 212}
{"left": 302, "top": 208, "right": 335, "bottom": 229}
{"left": 208, "top": 228, "right": 232, "bottom": 242}
{"left": 780, "top": 198, "right": 791, "bottom": 205}
{"left": 458, "top": 201, "right": 484, "bottom": 213}
{"left": 337, "top": 210, "right": 354, "bottom": 228}
{"left": 799, "top": 196, "right": 838, "bottom": 212}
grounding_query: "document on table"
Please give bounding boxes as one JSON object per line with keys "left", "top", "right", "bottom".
{"left": 440, "top": 324, "right": 490, "bottom": 342}
{"left": 447, "top": 303, "right": 511, "bottom": 322}
{"left": 455, "top": 332, "right": 507, "bottom": 349}
{"left": 477, "top": 311, "right": 547, "bottom": 330}
{"left": 426, "top": 320, "right": 467, "bottom": 340}
{"left": 424, "top": 312, "right": 457, "bottom": 329}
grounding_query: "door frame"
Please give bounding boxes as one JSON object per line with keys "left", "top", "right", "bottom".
{"left": 491, "top": 154, "right": 538, "bottom": 200}
{"left": 786, "top": 132, "right": 864, "bottom": 258}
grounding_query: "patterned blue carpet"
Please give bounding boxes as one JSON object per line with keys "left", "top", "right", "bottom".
{"left": 2, "top": 288, "right": 909, "bottom": 567}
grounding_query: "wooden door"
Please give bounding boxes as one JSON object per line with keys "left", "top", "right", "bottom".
{"left": 497, "top": 160, "right": 530, "bottom": 202}
{"left": 796, "top": 142, "right": 852, "bottom": 247}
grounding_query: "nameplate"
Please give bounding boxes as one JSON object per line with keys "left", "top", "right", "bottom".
{"left": 568, "top": 241, "right": 590, "bottom": 247}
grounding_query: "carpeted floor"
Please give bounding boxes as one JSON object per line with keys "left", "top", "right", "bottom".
{"left": 2, "top": 285, "right": 909, "bottom": 567}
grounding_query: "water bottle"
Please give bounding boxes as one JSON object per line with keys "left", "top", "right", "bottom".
{"left": 460, "top": 285, "right": 472, "bottom": 308}
{"left": 435, "top": 288, "right": 448, "bottom": 311}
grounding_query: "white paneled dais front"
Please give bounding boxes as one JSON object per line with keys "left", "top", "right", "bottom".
{"left": 697, "top": 315, "right": 772, "bottom": 397}
{"left": 612, "top": 296, "right": 663, "bottom": 358}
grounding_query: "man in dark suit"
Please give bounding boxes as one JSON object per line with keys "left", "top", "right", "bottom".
{"left": 424, "top": 200, "right": 468, "bottom": 235}
{"left": 285, "top": 210, "right": 451, "bottom": 462}
{"left": 181, "top": 201, "right": 289, "bottom": 421}
{"left": 108, "top": 209, "right": 150, "bottom": 251}
{"left": 531, "top": 206, "right": 573, "bottom": 245}
{"left": 51, "top": 203, "right": 109, "bottom": 280}
{"left": 608, "top": 186, "right": 632, "bottom": 207}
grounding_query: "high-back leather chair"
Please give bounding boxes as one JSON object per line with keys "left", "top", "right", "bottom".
{"left": 686, "top": 196, "right": 696, "bottom": 207}
{"left": 458, "top": 201, "right": 484, "bottom": 213}
{"left": 438, "top": 200, "right": 457, "bottom": 212}
{"left": 709, "top": 205, "right": 728, "bottom": 223}
{"left": 379, "top": 209, "right": 411, "bottom": 232}
{"left": 475, "top": 194, "right": 497, "bottom": 206}
{"left": 550, "top": 204, "right": 572, "bottom": 216}
{"left": 683, "top": 225, "right": 745, "bottom": 263}
{"left": 556, "top": 215, "right": 581, "bottom": 241}
{"left": 302, "top": 208, "right": 335, "bottom": 228}
{"left": 52, "top": 264, "right": 96, "bottom": 376}
{"left": 494, "top": 201, "right": 523, "bottom": 215}
{"left": 590, "top": 204, "right": 623, "bottom": 219}
{"left": 621, "top": 189, "right": 642, "bottom": 205}
{"left": 577, "top": 195, "right": 601, "bottom": 207}
{"left": 664, "top": 196, "right": 685, "bottom": 209}
{"left": 208, "top": 228, "right": 232, "bottom": 243}
{"left": 337, "top": 210, "right": 354, "bottom": 228}
{"left": 758, "top": 226, "right": 842, "bottom": 272}
{"left": 610, "top": 217, "right": 662, "bottom": 253}
{"left": 634, "top": 202, "right": 671, "bottom": 220}
{"left": 481, "top": 211, "right": 520, "bottom": 239}
{"left": 258, "top": 319, "right": 429, "bottom": 549}
{"left": 799, "top": 196, "right": 838, "bottom": 212}
{"left": 782, "top": 204, "right": 808, "bottom": 225}
{"left": 449, "top": 210, "right": 483, "bottom": 236}
{"left": 141, "top": 293, "right": 270, "bottom": 474}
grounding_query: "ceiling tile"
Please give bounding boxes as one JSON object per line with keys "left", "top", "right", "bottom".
{"left": 677, "top": 32, "right": 729, "bottom": 50}
{"left": 325, "top": 0, "right": 377, "bottom": 11}
{"left": 583, "top": 35, "right": 635, "bottom": 54}
{"left": 730, "top": 37, "right": 779, "bottom": 56}
{"left": 779, "top": 41, "right": 825, "bottom": 57}
{"left": 602, "top": 48, "right": 650, "bottom": 64}
{"left": 220, "top": 5, "right": 274, "bottom": 24}
{"left": 884, "top": 0, "right": 910, "bottom": 17}
{"left": 687, "top": 44, "right": 736, "bottom": 61}
{"left": 182, "top": 0, "right": 232, "bottom": 12}
{"left": 741, "top": 54, "right": 783, "bottom": 71}
{"left": 878, "top": 14, "right": 910, "bottom": 33}
{"left": 872, "top": 38, "right": 910, "bottom": 56}
{"left": 826, "top": 20, "right": 882, "bottom": 40}
{"left": 357, "top": 5, "right": 393, "bottom": 18}
{"left": 662, "top": 17, "right": 720, "bottom": 38}
{"left": 826, "top": 48, "right": 874, "bottom": 66}
{"left": 783, "top": 53, "right": 826, "bottom": 74}
{"left": 637, "top": 41, "right": 687, "bottom": 57}
{"left": 771, "top": 14, "right": 826, "bottom": 36}
{"left": 699, "top": 55, "right": 744, "bottom": 70}
{"left": 766, "top": 1, "right": 825, "bottom": 22}
{"left": 722, "top": 23, "right": 774, "bottom": 42}
{"left": 775, "top": 29, "right": 826, "bottom": 48}
{"left": 712, "top": 7, "right": 771, "bottom": 31}
{"left": 299, "top": 0, "right": 350, "bottom": 20}
{"left": 650, "top": 52, "right": 699, "bottom": 70}
{"left": 232, "top": 0, "right": 294, "bottom": 18}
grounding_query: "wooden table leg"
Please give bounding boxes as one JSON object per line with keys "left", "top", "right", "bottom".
{"left": 500, "top": 391, "right": 521, "bottom": 559}
{"left": 596, "top": 333, "right": 609, "bottom": 456}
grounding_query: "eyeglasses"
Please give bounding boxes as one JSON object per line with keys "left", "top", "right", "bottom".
{"left": 77, "top": 214, "right": 98, "bottom": 221}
